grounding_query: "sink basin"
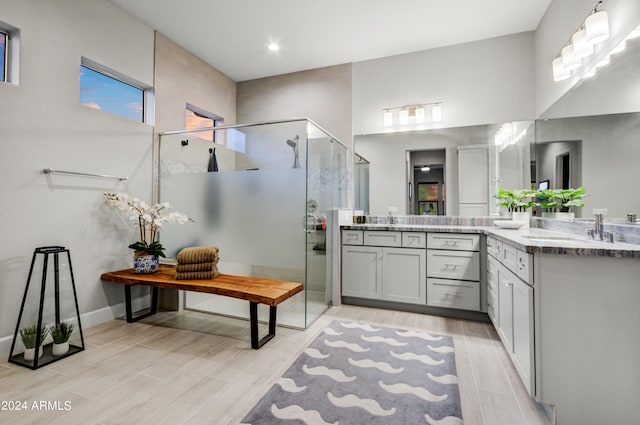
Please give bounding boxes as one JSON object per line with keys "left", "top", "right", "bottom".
{"left": 520, "top": 235, "right": 577, "bottom": 242}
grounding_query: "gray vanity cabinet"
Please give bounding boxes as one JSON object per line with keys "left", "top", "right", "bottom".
{"left": 488, "top": 236, "right": 534, "bottom": 396}
{"left": 341, "top": 230, "right": 426, "bottom": 305}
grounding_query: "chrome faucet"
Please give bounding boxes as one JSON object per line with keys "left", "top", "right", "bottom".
{"left": 589, "top": 209, "right": 613, "bottom": 242}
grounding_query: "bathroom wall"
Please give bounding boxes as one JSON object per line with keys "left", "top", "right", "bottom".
{"left": 0, "top": 0, "right": 155, "bottom": 354}
{"left": 352, "top": 32, "right": 536, "bottom": 136}
{"left": 236, "top": 64, "right": 353, "bottom": 149}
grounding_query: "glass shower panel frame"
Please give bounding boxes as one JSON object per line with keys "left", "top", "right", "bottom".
{"left": 158, "top": 119, "right": 347, "bottom": 329}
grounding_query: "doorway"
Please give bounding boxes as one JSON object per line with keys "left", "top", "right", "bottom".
{"left": 408, "top": 149, "right": 445, "bottom": 215}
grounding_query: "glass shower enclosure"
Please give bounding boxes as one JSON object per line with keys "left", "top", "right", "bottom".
{"left": 158, "top": 119, "right": 349, "bottom": 329}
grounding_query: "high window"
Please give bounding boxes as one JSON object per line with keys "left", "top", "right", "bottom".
{"left": 80, "top": 59, "right": 148, "bottom": 123}
{"left": 0, "top": 31, "right": 6, "bottom": 82}
{"left": 185, "top": 103, "right": 222, "bottom": 143}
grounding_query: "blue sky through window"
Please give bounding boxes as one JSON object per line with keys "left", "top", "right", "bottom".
{"left": 0, "top": 32, "right": 6, "bottom": 81}
{"left": 80, "top": 65, "right": 143, "bottom": 122}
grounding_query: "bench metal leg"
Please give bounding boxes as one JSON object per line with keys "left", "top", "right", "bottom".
{"left": 250, "top": 302, "right": 277, "bottom": 349}
{"left": 124, "top": 285, "right": 159, "bottom": 323}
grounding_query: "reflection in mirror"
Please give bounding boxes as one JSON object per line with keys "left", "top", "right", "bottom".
{"left": 354, "top": 120, "right": 534, "bottom": 216}
{"left": 536, "top": 29, "right": 640, "bottom": 221}
{"left": 536, "top": 112, "right": 640, "bottom": 218}
{"left": 354, "top": 153, "right": 370, "bottom": 214}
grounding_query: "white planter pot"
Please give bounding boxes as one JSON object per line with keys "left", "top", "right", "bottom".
{"left": 23, "top": 346, "right": 43, "bottom": 361}
{"left": 52, "top": 341, "right": 69, "bottom": 356}
{"left": 542, "top": 212, "right": 575, "bottom": 220}
{"left": 512, "top": 212, "right": 530, "bottom": 228}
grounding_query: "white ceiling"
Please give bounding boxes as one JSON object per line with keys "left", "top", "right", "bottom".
{"left": 108, "top": 0, "right": 552, "bottom": 82}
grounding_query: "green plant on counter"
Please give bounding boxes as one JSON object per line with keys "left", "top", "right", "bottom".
{"left": 19, "top": 325, "right": 49, "bottom": 349}
{"left": 537, "top": 187, "right": 587, "bottom": 213}
{"left": 50, "top": 321, "right": 74, "bottom": 344}
{"left": 495, "top": 189, "right": 537, "bottom": 212}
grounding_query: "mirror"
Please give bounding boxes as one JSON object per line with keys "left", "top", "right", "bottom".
{"left": 535, "top": 30, "right": 640, "bottom": 220}
{"left": 354, "top": 121, "right": 534, "bottom": 216}
{"left": 354, "top": 153, "right": 370, "bottom": 213}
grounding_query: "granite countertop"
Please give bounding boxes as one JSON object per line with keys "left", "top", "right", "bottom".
{"left": 342, "top": 224, "right": 640, "bottom": 258}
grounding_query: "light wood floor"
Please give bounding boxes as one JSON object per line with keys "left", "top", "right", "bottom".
{"left": 0, "top": 305, "right": 551, "bottom": 425}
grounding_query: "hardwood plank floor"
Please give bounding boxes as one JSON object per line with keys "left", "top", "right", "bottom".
{"left": 0, "top": 305, "right": 551, "bottom": 425}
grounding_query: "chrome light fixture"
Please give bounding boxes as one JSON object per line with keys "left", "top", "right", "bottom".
{"left": 585, "top": 10, "right": 610, "bottom": 44}
{"left": 552, "top": 0, "right": 611, "bottom": 82}
{"left": 381, "top": 102, "right": 443, "bottom": 127}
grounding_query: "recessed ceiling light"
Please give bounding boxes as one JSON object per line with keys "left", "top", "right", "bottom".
{"left": 268, "top": 43, "right": 280, "bottom": 52}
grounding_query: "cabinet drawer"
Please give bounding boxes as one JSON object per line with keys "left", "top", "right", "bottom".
{"left": 342, "top": 230, "right": 363, "bottom": 245}
{"left": 427, "top": 250, "right": 480, "bottom": 281}
{"left": 427, "top": 233, "right": 480, "bottom": 251}
{"left": 402, "top": 232, "right": 426, "bottom": 248}
{"left": 364, "top": 231, "right": 402, "bottom": 247}
{"left": 516, "top": 251, "right": 532, "bottom": 283}
{"left": 427, "top": 278, "right": 480, "bottom": 311}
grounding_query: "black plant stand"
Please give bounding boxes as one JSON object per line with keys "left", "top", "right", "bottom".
{"left": 8, "top": 246, "right": 85, "bottom": 370}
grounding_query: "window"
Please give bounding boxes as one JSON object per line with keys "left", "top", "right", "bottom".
{"left": 80, "top": 59, "right": 148, "bottom": 123}
{"left": 185, "top": 103, "right": 222, "bottom": 143}
{"left": 0, "top": 31, "right": 6, "bottom": 82}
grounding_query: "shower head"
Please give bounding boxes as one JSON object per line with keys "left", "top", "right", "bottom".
{"left": 286, "top": 135, "right": 300, "bottom": 168}
{"left": 286, "top": 139, "right": 297, "bottom": 148}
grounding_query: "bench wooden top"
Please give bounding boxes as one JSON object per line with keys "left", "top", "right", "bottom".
{"left": 100, "top": 264, "right": 303, "bottom": 307}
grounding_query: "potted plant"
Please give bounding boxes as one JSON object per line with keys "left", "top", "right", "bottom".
{"left": 105, "top": 193, "right": 191, "bottom": 273}
{"left": 20, "top": 325, "right": 48, "bottom": 361}
{"left": 50, "top": 321, "right": 74, "bottom": 356}
{"left": 495, "top": 189, "right": 536, "bottom": 228}
{"left": 538, "top": 187, "right": 587, "bottom": 220}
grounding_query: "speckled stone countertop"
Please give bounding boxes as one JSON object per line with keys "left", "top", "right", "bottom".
{"left": 342, "top": 224, "right": 640, "bottom": 258}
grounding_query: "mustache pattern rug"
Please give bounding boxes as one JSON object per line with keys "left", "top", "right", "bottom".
{"left": 242, "top": 321, "right": 463, "bottom": 425}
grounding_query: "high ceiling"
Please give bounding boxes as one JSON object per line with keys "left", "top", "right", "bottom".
{"left": 108, "top": 0, "right": 552, "bottom": 82}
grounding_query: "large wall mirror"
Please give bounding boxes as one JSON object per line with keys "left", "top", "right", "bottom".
{"left": 536, "top": 30, "right": 640, "bottom": 220}
{"left": 354, "top": 30, "right": 640, "bottom": 219}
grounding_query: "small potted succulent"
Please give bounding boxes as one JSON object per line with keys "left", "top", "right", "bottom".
{"left": 537, "top": 187, "right": 587, "bottom": 220}
{"left": 495, "top": 189, "right": 537, "bottom": 228}
{"left": 20, "top": 325, "right": 49, "bottom": 361}
{"left": 50, "top": 321, "right": 74, "bottom": 356}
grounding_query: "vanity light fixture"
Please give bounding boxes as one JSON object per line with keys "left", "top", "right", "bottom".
{"left": 420, "top": 166, "right": 431, "bottom": 172}
{"left": 398, "top": 109, "right": 409, "bottom": 125}
{"left": 552, "top": 0, "right": 610, "bottom": 82}
{"left": 585, "top": 9, "right": 609, "bottom": 44}
{"left": 383, "top": 110, "right": 393, "bottom": 127}
{"left": 381, "top": 102, "right": 443, "bottom": 127}
{"left": 432, "top": 104, "right": 443, "bottom": 122}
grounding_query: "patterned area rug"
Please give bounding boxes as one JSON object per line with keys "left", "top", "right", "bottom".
{"left": 242, "top": 321, "right": 463, "bottom": 425}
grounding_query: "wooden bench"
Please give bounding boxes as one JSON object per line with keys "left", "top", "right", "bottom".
{"left": 100, "top": 264, "right": 303, "bottom": 349}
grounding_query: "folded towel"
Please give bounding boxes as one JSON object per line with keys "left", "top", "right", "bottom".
{"left": 177, "top": 246, "right": 220, "bottom": 264}
{"left": 175, "top": 269, "right": 219, "bottom": 280}
{"left": 176, "top": 262, "right": 218, "bottom": 273}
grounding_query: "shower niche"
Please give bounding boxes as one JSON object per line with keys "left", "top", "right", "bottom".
{"left": 158, "top": 119, "right": 349, "bottom": 329}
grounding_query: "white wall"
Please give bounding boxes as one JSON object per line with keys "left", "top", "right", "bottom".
{"left": 535, "top": 0, "right": 640, "bottom": 117}
{"left": 353, "top": 32, "right": 536, "bottom": 136}
{"left": 0, "top": 0, "right": 155, "bottom": 351}
{"left": 237, "top": 64, "right": 353, "bottom": 149}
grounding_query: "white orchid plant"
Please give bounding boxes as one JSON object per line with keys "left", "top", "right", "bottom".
{"left": 104, "top": 192, "right": 191, "bottom": 258}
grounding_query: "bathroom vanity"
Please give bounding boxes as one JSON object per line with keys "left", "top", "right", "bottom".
{"left": 340, "top": 221, "right": 640, "bottom": 425}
